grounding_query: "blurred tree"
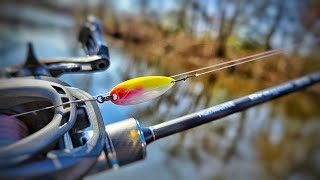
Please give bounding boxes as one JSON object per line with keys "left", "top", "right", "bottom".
{"left": 176, "top": 0, "right": 191, "bottom": 31}
{"left": 264, "top": 0, "right": 284, "bottom": 50}
{"left": 190, "top": 1, "right": 201, "bottom": 34}
{"left": 215, "top": 0, "right": 242, "bottom": 57}
{"left": 98, "top": 0, "right": 108, "bottom": 20}
{"left": 299, "top": 0, "right": 320, "bottom": 39}
{"left": 138, "top": 0, "right": 149, "bottom": 20}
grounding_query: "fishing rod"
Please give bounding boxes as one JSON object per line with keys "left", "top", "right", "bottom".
{"left": 143, "top": 71, "right": 320, "bottom": 142}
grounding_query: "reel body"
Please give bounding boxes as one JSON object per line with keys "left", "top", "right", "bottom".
{"left": 0, "top": 16, "right": 147, "bottom": 179}
{"left": 0, "top": 78, "right": 105, "bottom": 179}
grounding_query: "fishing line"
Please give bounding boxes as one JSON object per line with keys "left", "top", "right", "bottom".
{"left": 172, "top": 49, "right": 282, "bottom": 82}
{"left": 9, "top": 93, "right": 111, "bottom": 118}
{"left": 171, "top": 48, "right": 282, "bottom": 78}
{"left": 8, "top": 49, "right": 283, "bottom": 117}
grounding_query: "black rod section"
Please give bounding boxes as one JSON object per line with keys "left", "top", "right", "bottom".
{"left": 145, "top": 72, "right": 320, "bottom": 143}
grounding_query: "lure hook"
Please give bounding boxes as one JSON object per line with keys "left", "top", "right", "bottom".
{"left": 96, "top": 95, "right": 112, "bottom": 103}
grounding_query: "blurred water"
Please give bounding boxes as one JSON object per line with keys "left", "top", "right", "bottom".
{"left": 0, "top": 3, "right": 319, "bottom": 180}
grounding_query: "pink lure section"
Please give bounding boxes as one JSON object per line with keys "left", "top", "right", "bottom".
{"left": 111, "top": 87, "right": 145, "bottom": 105}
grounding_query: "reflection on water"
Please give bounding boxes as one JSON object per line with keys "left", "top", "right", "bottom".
{"left": 0, "top": 4, "right": 319, "bottom": 180}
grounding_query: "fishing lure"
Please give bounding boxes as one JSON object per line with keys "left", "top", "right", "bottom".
{"left": 10, "top": 48, "right": 282, "bottom": 117}
{"left": 109, "top": 76, "right": 175, "bottom": 105}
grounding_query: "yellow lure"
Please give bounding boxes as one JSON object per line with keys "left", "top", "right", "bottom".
{"left": 109, "top": 76, "right": 175, "bottom": 105}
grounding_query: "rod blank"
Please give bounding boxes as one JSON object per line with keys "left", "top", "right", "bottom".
{"left": 144, "top": 72, "right": 320, "bottom": 143}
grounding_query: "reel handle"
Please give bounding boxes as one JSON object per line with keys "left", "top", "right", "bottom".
{"left": 79, "top": 16, "right": 110, "bottom": 62}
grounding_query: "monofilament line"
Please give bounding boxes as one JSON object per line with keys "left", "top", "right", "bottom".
{"left": 171, "top": 49, "right": 282, "bottom": 82}
{"left": 170, "top": 49, "right": 282, "bottom": 78}
{"left": 9, "top": 92, "right": 111, "bottom": 118}
{"left": 196, "top": 51, "right": 281, "bottom": 76}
